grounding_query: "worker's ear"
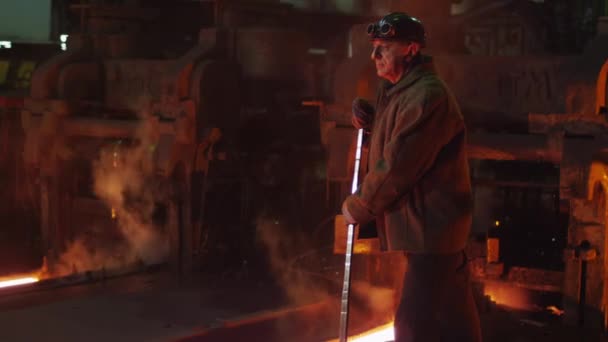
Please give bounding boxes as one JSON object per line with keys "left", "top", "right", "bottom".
{"left": 404, "top": 42, "right": 421, "bottom": 58}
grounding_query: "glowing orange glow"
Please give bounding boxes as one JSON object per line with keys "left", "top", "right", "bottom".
{"left": 484, "top": 282, "right": 531, "bottom": 310}
{"left": 327, "top": 322, "right": 394, "bottom": 342}
{"left": 495, "top": 220, "right": 500, "bottom": 227}
{"left": 547, "top": 306, "right": 564, "bottom": 316}
{"left": 0, "top": 268, "right": 45, "bottom": 290}
{"left": 0, "top": 276, "right": 39, "bottom": 289}
{"left": 349, "top": 322, "right": 394, "bottom": 342}
{"left": 112, "top": 151, "right": 119, "bottom": 168}
{"left": 111, "top": 207, "right": 117, "bottom": 219}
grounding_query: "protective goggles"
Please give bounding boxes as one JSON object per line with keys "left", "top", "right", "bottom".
{"left": 367, "top": 22, "right": 395, "bottom": 39}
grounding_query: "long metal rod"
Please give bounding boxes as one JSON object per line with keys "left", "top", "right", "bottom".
{"left": 339, "top": 129, "right": 364, "bottom": 342}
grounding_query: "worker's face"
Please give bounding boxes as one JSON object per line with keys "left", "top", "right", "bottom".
{"left": 370, "top": 40, "right": 416, "bottom": 83}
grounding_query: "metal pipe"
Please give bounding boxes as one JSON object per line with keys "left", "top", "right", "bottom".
{"left": 63, "top": 118, "right": 139, "bottom": 138}
{"left": 62, "top": 117, "right": 175, "bottom": 138}
{"left": 467, "top": 132, "right": 561, "bottom": 163}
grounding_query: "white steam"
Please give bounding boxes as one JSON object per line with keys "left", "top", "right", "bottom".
{"left": 51, "top": 111, "right": 169, "bottom": 277}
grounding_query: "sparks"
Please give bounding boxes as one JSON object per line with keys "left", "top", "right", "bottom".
{"left": 0, "top": 277, "right": 39, "bottom": 289}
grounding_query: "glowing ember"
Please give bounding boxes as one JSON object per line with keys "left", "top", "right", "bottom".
{"left": 547, "top": 305, "right": 564, "bottom": 316}
{"left": 0, "top": 276, "right": 39, "bottom": 289}
{"left": 111, "top": 207, "right": 117, "bottom": 219}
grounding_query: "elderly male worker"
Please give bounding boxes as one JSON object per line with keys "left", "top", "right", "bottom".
{"left": 341, "top": 12, "right": 482, "bottom": 342}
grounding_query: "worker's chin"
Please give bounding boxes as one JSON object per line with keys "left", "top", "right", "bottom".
{"left": 376, "top": 67, "right": 387, "bottom": 78}
{"left": 376, "top": 69, "right": 392, "bottom": 81}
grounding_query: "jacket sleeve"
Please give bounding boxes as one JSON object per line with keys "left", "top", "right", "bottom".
{"left": 344, "top": 88, "right": 463, "bottom": 224}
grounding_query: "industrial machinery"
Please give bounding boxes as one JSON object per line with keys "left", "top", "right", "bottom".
{"left": 0, "top": 42, "right": 60, "bottom": 275}
{"left": 19, "top": 1, "right": 365, "bottom": 277}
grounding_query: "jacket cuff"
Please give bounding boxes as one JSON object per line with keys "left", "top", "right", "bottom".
{"left": 344, "top": 195, "right": 375, "bottom": 224}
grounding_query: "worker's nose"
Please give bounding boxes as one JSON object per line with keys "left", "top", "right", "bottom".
{"left": 371, "top": 47, "right": 380, "bottom": 60}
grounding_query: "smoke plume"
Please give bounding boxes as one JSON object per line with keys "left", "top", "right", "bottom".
{"left": 51, "top": 233, "right": 135, "bottom": 276}
{"left": 351, "top": 280, "right": 397, "bottom": 320}
{"left": 255, "top": 215, "right": 398, "bottom": 323}
{"left": 255, "top": 216, "right": 331, "bottom": 305}
{"left": 92, "top": 118, "right": 168, "bottom": 265}
{"left": 51, "top": 108, "right": 169, "bottom": 277}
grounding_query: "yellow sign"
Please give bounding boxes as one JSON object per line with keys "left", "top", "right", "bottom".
{"left": 0, "top": 60, "right": 9, "bottom": 85}
{"left": 15, "top": 61, "right": 36, "bottom": 89}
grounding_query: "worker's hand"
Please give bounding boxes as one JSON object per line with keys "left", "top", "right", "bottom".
{"left": 341, "top": 201, "right": 357, "bottom": 225}
{"left": 352, "top": 98, "right": 375, "bottom": 131}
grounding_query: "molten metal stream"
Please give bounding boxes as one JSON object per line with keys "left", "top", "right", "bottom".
{"left": 329, "top": 322, "right": 394, "bottom": 342}
{"left": 348, "top": 322, "right": 394, "bottom": 342}
{"left": 0, "top": 276, "right": 39, "bottom": 289}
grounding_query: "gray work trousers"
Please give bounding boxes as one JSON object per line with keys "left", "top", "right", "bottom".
{"left": 394, "top": 251, "right": 482, "bottom": 342}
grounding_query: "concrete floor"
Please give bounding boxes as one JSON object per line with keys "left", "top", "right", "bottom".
{"left": 479, "top": 306, "right": 605, "bottom": 342}
{"left": 0, "top": 270, "right": 606, "bottom": 342}
{"left": 0, "top": 271, "right": 290, "bottom": 342}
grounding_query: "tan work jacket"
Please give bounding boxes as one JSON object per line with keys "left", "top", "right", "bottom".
{"left": 344, "top": 56, "right": 473, "bottom": 254}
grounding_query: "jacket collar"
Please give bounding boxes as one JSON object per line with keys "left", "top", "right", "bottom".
{"left": 382, "top": 54, "right": 436, "bottom": 97}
